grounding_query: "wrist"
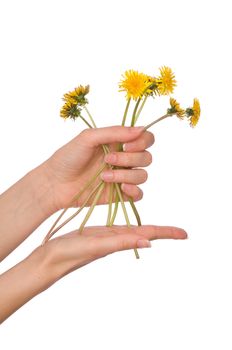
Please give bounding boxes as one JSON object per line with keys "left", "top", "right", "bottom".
{"left": 26, "top": 244, "right": 61, "bottom": 289}
{"left": 0, "top": 245, "right": 58, "bottom": 323}
{"left": 0, "top": 161, "right": 59, "bottom": 260}
{"left": 29, "top": 161, "right": 58, "bottom": 217}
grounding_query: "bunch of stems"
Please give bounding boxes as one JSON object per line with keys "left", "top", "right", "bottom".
{"left": 42, "top": 95, "right": 173, "bottom": 259}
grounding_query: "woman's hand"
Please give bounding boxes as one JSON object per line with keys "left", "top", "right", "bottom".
{"left": 0, "top": 125, "right": 154, "bottom": 260}
{"left": 43, "top": 224, "right": 187, "bottom": 276}
{"left": 43, "top": 126, "right": 154, "bottom": 211}
{"left": 0, "top": 224, "right": 187, "bottom": 324}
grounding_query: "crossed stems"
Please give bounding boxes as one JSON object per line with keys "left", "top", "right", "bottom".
{"left": 42, "top": 93, "right": 173, "bottom": 258}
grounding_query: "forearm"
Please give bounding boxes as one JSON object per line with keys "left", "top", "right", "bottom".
{"left": 0, "top": 162, "right": 56, "bottom": 261}
{"left": 0, "top": 245, "right": 57, "bottom": 324}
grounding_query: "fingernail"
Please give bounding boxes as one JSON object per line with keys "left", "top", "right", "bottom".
{"left": 137, "top": 239, "right": 151, "bottom": 248}
{"left": 104, "top": 153, "right": 117, "bottom": 164}
{"left": 123, "top": 142, "right": 134, "bottom": 151}
{"left": 121, "top": 183, "right": 129, "bottom": 191}
{"left": 100, "top": 171, "right": 114, "bottom": 181}
{"left": 182, "top": 230, "right": 188, "bottom": 239}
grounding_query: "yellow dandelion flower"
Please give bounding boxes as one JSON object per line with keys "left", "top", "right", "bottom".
{"left": 156, "top": 66, "right": 177, "bottom": 95}
{"left": 186, "top": 98, "right": 201, "bottom": 127}
{"left": 167, "top": 97, "right": 185, "bottom": 119}
{"left": 119, "top": 70, "right": 152, "bottom": 100}
{"left": 63, "top": 85, "right": 90, "bottom": 105}
{"left": 60, "top": 100, "right": 81, "bottom": 120}
{"left": 145, "top": 76, "right": 159, "bottom": 96}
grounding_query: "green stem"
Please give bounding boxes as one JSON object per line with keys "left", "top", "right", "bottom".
{"left": 131, "top": 98, "right": 141, "bottom": 127}
{"left": 114, "top": 183, "right": 140, "bottom": 259}
{"left": 42, "top": 162, "right": 107, "bottom": 245}
{"left": 134, "top": 96, "right": 148, "bottom": 125}
{"left": 128, "top": 198, "right": 141, "bottom": 225}
{"left": 79, "top": 112, "right": 134, "bottom": 240}
{"left": 83, "top": 106, "right": 108, "bottom": 155}
{"left": 80, "top": 115, "right": 93, "bottom": 129}
{"left": 110, "top": 182, "right": 142, "bottom": 231}
{"left": 115, "top": 97, "right": 131, "bottom": 151}
{"left": 143, "top": 113, "right": 171, "bottom": 131}
{"left": 109, "top": 98, "right": 131, "bottom": 225}
{"left": 102, "top": 145, "right": 139, "bottom": 257}
{"left": 84, "top": 105, "right": 97, "bottom": 128}
{"left": 78, "top": 182, "right": 105, "bottom": 234}
{"left": 132, "top": 81, "right": 156, "bottom": 126}
{"left": 43, "top": 181, "right": 104, "bottom": 243}
{"left": 121, "top": 98, "right": 131, "bottom": 126}
{"left": 62, "top": 107, "right": 140, "bottom": 257}
{"left": 109, "top": 97, "right": 143, "bottom": 249}
{"left": 106, "top": 183, "right": 114, "bottom": 226}
{"left": 109, "top": 189, "right": 119, "bottom": 226}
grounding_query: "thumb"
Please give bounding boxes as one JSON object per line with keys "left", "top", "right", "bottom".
{"left": 77, "top": 125, "right": 144, "bottom": 148}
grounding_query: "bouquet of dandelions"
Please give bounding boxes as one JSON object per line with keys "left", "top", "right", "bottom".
{"left": 42, "top": 67, "right": 200, "bottom": 259}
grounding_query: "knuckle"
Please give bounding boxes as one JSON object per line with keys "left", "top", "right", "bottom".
{"left": 110, "top": 171, "right": 116, "bottom": 181}
{"left": 111, "top": 152, "right": 118, "bottom": 164}
{"left": 86, "top": 239, "right": 101, "bottom": 259}
{"left": 79, "top": 128, "right": 90, "bottom": 138}
{"left": 120, "top": 239, "right": 130, "bottom": 251}
{"left": 122, "top": 152, "right": 131, "bottom": 166}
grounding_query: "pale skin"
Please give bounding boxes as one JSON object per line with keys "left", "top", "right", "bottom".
{"left": 0, "top": 125, "right": 187, "bottom": 324}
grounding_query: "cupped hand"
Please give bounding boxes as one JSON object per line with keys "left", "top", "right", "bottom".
{"left": 43, "top": 126, "right": 154, "bottom": 211}
{"left": 40, "top": 224, "right": 187, "bottom": 279}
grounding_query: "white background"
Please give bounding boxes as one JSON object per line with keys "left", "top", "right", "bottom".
{"left": 0, "top": 0, "right": 232, "bottom": 349}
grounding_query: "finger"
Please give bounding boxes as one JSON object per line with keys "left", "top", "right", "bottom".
{"left": 121, "top": 184, "right": 143, "bottom": 201}
{"left": 93, "top": 225, "right": 187, "bottom": 257}
{"left": 92, "top": 233, "right": 152, "bottom": 257}
{"left": 109, "top": 224, "right": 188, "bottom": 240}
{"left": 100, "top": 168, "right": 148, "bottom": 184}
{"left": 77, "top": 125, "right": 144, "bottom": 148}
{"left": 123, "top": 131, "right": 155, "bottom": 152}
{"left": 104, "top": 150, "right": 152, "bottom": 168}
{"left": 76, "top": 225, "right": 187, "bottom": 240}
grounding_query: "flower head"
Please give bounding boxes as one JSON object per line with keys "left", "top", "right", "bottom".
{"left": 186, "top": 98, "right": 201, "bottom": 127}
{"left": 60, "top": 100, "right": 81, "bottom": 120}
{"left": 119, "top": 70, "right": 152, "bottom": 100}
{"left": 156, "top": 66, "right": 177, "bottom": 95}
{"left": 63, "top": 85, "right": 89, "bottom": 106}
{"left": 167, "top": 97, "right": 185, "bottom": 119}
{"left": 145, "top": 76, "right": 159, "bottom": 96}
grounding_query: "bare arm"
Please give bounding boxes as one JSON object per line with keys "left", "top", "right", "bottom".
{"left": 0, "top": 245, "right": 53, "bottom": 323}
{"left": 0, "top": 164, "right": 55, "bottom": 261}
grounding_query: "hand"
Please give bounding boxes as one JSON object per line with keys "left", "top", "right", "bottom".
{"left": 0, "top": 224, "right": 187, "bottom": 323}
{"left": 40, "top": 224, "right": 187, "bottom": 279}
{"left": 0, "top": 125, "right": 154, "bottom": 261}
{"left": 43, "top": 126, "right": 154, "bottom": 211}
